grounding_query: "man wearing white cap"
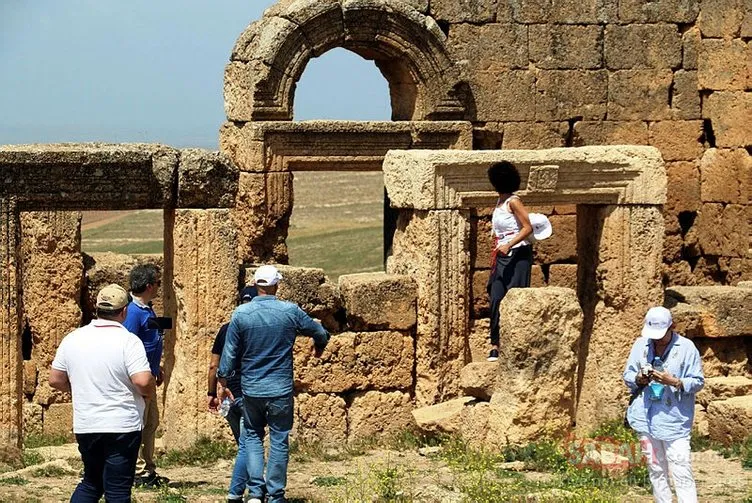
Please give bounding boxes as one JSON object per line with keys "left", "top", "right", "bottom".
{"left": 623, "top": 306, "right": 704, "bottom": 503}
{"left": 217, "top": 265, "right": 330, "bottom": 503}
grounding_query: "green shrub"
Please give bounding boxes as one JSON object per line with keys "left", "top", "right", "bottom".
{"left": 158, "top": 436, "right": 235, "bottom": 468}
{"left": 0, "top": 476, "right": 29, "bottom": 485}
{"left": 24, "top": 433, "right": 73, "bottom": 449}
{"left": 22, "top": 450, "right": 44, "bottom": 467}
{"left": 311, "top": 475, "right": 347, "bottom": 487}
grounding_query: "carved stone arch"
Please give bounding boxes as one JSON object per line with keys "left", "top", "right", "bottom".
{"left": 224, "top": 0, "right": 468, "bottom": 121}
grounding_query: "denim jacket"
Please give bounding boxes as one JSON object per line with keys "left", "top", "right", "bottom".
{"left": 217, "top": 295, "right": 329, "bottom": 398}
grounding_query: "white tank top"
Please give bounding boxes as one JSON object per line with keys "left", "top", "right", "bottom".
{"left": 492, "top": 195, "right": 530, "bottom": 249}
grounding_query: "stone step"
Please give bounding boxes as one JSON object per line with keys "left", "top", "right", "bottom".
{"left": 706, "top": 395, "right": 752, "bottom": 445}
{"left": 667, "top": 286, "right": 752, "bottom": 338}
{"left": 412, "top": 396, "right": 477, "bottom": 434}
{"left": 697, "top": 376, "right": 752, "bottom": 408}
{"left": 459, "top": 361, "right": 498, "bottom": 400}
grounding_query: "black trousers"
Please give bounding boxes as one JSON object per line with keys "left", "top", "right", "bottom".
{"left": 487, "top": 245, "right": 533, "bottom": 346}
{"left": 71, "top": 430, "right": 141, "bottom": 503}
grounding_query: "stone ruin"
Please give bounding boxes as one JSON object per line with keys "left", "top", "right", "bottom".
{"left": 1, "top": 0, "right": 750, "bottom": 453}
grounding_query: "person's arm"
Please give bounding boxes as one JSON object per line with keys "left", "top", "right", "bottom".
{"left": 49, "top": 368, "right": 71, "bottom": 393}
{"left": 623, "top": 341, "right": 647, "bottom": 393}
{"left": 207, "top": 353, "right": 221, "bottom": 411}
{"left": 497, "top": 198, "right": 534, "bottom": 255}
{"left": 296, "top": 306, "right": 330, "bottom": 357}
{"left": 130, "top": 371, "right": 156, "bottom": 397}
{"left": 125, "top": 335, "right": 155, "bottom": 398}
{"left": 217, "top": 316, "right": 240, "bottom": 400}
{"left": 654, "top": 345, "right": 704, "bottom": 394}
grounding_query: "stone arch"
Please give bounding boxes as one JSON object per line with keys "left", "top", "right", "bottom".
{"left": 224, "top": 0, "right": 468, "bottom": 122}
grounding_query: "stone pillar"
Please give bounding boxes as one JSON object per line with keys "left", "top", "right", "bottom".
{"left": 0, "top": 198, "right": 22, "bottom": 448}
{"left": 387, "top": 209, "right": 471, "bottom": 406}
{"left": 162, "top": 209, "right": 238, "bottom": 448}
{"left": 20, "top": 212, "right": 83, "bottom": 407}
{"left": 575, "top": 205, "right": 664, "bottom": 432}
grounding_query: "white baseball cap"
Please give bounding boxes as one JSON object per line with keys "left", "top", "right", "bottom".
{"left": 529, "top": 213, "right": 553, "bottom": 241}
{"left": 254, "top": 265, "right": 282, "bottom": 287}
{"left": 641, "top": 306, "right": 673, "bottom": 339}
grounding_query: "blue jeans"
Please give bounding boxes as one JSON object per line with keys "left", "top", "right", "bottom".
{"left": 243, "top": 394, "right": 294, "bottom": 503}
{"left": 227, "top": 398, "right": 250, "bottom": 500}
{"left": 71, "top": 431, "right": 141, "bottom": 503}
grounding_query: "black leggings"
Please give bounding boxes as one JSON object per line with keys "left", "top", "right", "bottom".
{"left": 487, "top": 245, "right": 533, "bottom": 346}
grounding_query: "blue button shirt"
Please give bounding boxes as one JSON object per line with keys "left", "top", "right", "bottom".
{"left": 123, "top": 299, "right": 163, "bottom": 377}
{"left": 623, "top": 332, "right": 704, "bottom": 441}
{"left": 217, "top": 295, "right": 329, "bottom": 398}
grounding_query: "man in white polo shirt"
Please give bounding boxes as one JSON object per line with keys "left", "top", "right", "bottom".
{"left": 49, "top": 284, "right": 155, "bottom": 503}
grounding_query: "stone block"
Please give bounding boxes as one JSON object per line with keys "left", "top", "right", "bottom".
{"left": 22, "top": 402, "right": 43, "bottom": 439}
{"left": 695, "top": 204, "right": 748, "bottom": 257}
{"left": 23, "top": 361, "right": 36, "bottom": 396}
{"left": 665, "top": 161, "right": 701, "bottom": 213}
{"left": 347, "top": 391, "right": 414, "bottom": 440}
{"left": 604, "top": 24, "right": 682, "bottom": 70}
{"left": 502, "top": 122, "right": 568, "bottom": 149}
{"left": 295, "top": 393, "right": 347, "bottom": 445}
{"left": 459, "top": 401, "right": 492, "bottom": 449}
{"left": 294, "top": 331, "right": 414, "bottom": 393}
{"left": 698, "top": 39, "right": 749, "bottom": 91}
{"left": 572, "top": 121, "right": 649, "bottom": 146}
{"left": 698, "top": 0, "right": 746, "bottom": 37}
{"left": 460, "top": 362, "right": 498, "bottom": 400}
{"left": 509, "top": 0, "right": 616, "bottom": 23}
{"left": 608, "top": 70, "right": 673, "bottom": 120}
{"left": 695, "top": 337, "right": 751, "bottom": 377}
{"left": 662, "top": 260, "right": 697, "bottom": 287}
{"left": 412, "top": 397, "right": 477, "bottom": 434}
{"left": 338, "top": 273, "right": 417, "bottom": 331}
{"left": 618, "top": 0, "right": 699, "bottom": 22}
{"left": 472, "top": 270, "right": 490, "bottom": 318}
{"left": 682, "top": 27, "right": 700, "bottom": 70}
{"left": 473, "top": 71, "right": 536, "bottom": 122}
{"left": 468, "top": 318, "right": 491, "bottom": 363}
{"left": 534, "top": 215, "right": 577, "bottom": 264}
{"left": 702, "top": 92, "right": 752, "bottom": 148}
{"left": 694, "top": 404, "right": 709, "bottom": 437}
{"left": 707, "top": 396, "right": 752, "bottom": 445}
{"left": 487, "top": 288, "right": 582, "bottom": 445}
{"left": 43, "top": 403, "right": 73, "bottom": 438}
{"left": 696, "top": 376, "right": 752, "bottom": 408}
{"left": 548, "top": 264, "right": 577, "bottom": 289}
{"left": 663, "top": 233, "right": 684, "bottom": 263}
{"left": 472, "top": 218, "right": 493, "bottom": 269}
{"left": 218, "top": 122, "right": 266, "bottom": 172}
{"left": 535, "top": 70, "right": 608, "bottom": 121}
{"left": 671, "top": 70, "right": 701, "bottom": 120}
{"left": 666, "top": 286, "right": 752, "bottom": 337}
{"left": 700, "top": 148, "right": 752, "bottom": 204}
{"left": 448, "top": 23, "right": 528, "bottom": 72}
{"left": 648, "top": 121, "right": 704, "bottom": 161}
{"left": 529, "top": 25, "right": 603, "bottom": 70}
{"left": 430, "top": 0, "right": 496, "bottom": 22}
{"left": 177, "top": 149, "right": 238, "bottom": 208}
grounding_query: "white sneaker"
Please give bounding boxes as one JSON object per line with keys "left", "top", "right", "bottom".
{"left": 247, "top": 499, "right": 263, "bottom": 503}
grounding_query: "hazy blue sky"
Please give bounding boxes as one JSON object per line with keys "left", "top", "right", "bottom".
{"left": 0, "top": 0, "right": 391, "bottom": 148}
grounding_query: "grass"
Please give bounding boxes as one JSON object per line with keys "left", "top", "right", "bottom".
{"left": 22, "top": 451, "right": 44, "bottom": 468}
{"left": 157, "top": 436, "right": 236, "bottom": 468}
{"left": 31, "top": 465, "right": 72, "bottom": 478}
{"left": 290, "top": 438, "right": 371, "bottom": 464}
{"left": 0, "top": 476, "right": 28, "bottom": 486}
{"left": 311, "top": 475, "right": 347, "bottom": 487}
{"left": 24, "top": 433, "right": 73, "bottom": 449}
{"left": 81, "top": 209, "right": 164, "bottom": 254}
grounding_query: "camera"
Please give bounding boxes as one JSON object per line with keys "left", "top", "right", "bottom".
{"left": 640, "top": 363, "right": 653, "bottom": 377}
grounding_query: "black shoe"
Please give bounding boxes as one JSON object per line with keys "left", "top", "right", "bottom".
{"left": 135, "top": 472, "right": 170, "bottom": 488}
{"left": 487, "top": 349, "right": 499, "bottom": 362}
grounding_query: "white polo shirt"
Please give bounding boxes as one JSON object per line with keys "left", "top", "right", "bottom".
{"left": 51, "top": 319, "right": 151, "bottom": 434}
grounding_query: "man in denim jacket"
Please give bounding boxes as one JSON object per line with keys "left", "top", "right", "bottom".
{"left": 217, "top": 265, "right": 329, "bottom": 503}
{"left": 623, "top": 306, "right": 704, "bottom": 503}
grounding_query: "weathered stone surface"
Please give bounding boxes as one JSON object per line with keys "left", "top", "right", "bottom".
{"left": 548, "top": 264, "right": 577, "bottom": 289}
{"left": 648, "top": 121, "right": 704, "bottom": 161}
{"left": 535, "top": 70, "right": 608, "bottom": 121}
{"left": 468, "top": 318, "right": 491, "bottom": 363}
{"left": 665, "top": 161, "right": 701, "bottom": 213}
{"left": 42, "top": 403, "right": 73, "bottom": 438}
{"left": 666, "top": 286, "right": 752, "bottom": 338}
{"left": 459, "top": 362, "right": 498, "bottom": 400}
{"left": 682, "top": 27, "right": 700, "bottom": 70}
{"left": 529, "top": 25, "right": 603, "bottom": 70}
{"left": 22, "top": 402, "right": 43, "bottom": 439}
{"left": 707, "top": 395, "right": 752, "bottom": 445}
{"left": 0, "top": 144, "right": 177, "bottom": 210}
{"left": 23, "top": 362, "right": 36, "bottom": 396}
{"left": 671, "top": 70, "right": 701, "bottom": 120}
{"left": 294, "top": 331, "right": 414, "bottom": 393}
{"left": 663, "top": 233, "right": 684, "bottom": 263}
{"left": 694, "top": 204, "right": 748, "bottom": 256}
{"left": 339, "top": 273, "right": 417, "bottom": 331}
{"left": 698, "top": 0, "right": 746, "bottom": 37}
{"left": 458, "top": 401, "right": 492, "bottom": 449}
{"left": 177, "top": 149, "right": 238, "bottom": 208}
{"left": 699, "top": 148, "right": 752, "bottom": 204}
{"left": 347, "top": 391, "right": 414, "bottom": 440}
{"left": 20, "top": 212, "right": 82, "bottom": 406}
{"left": 698, "top": 39, "right": 749, "bottom": 91}
{"left": 696, "top": 376, "right": 752, "bottom": 407}
{"left": 502, "top": 122, "right": 568, "bottom": 149}
{"left": 534, "top": 215, "right": 577, "bottom": 264}
{"left": 448, "top": 23, "right": 528, "bottom": 71}
{"left": 472, "top": 270, "right": 490, "bottom": 317}
{"left": 604, "top": 24, "right": 682, "bottom": 69}
{"left": 695, "top": 337, "right": 752, "bottom": 377}
{"left": 618, "top": 0, "right": 699, "bottom": 23}
{"left": 608, "top": 70, "right": 673, "bottom": 120}
{"left": 295, "top": 393, "right": 347, "bottom": 445}
{"left": 162, "top": 209, "right": 238, "bottom": 449}
{"left": 508, "top": 0, "right": 616, "bottom": 23}
{"left": 234, "top": 172, "right": 291, "bottom": 263}
{"left": 572, "top": 121, "right": 649, "bottom": 146}
{"left": 430, "top": 0, "right": 496, "bottom": 22}
{"left": 487, "top": 288, "right": 583, "bottom": 445}
{"left": 472, "top": 71, "right": 536, "bottom": 122}
{"left": 702, "top": 92, "right": 752, "bottom": 148}
{"left": 694, "top": 404, "right": 709, "bottom": 437}
{"left": 412, "top": 397, "right": 477, "bottom": 434}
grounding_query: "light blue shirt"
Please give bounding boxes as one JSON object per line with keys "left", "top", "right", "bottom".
{"left": 623, "top": 332, "right": 704, "bottom": 441}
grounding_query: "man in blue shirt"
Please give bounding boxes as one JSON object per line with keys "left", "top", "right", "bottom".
{"left": 218, "top": 265, "right": 329, "bottom": 503}
{"left": 123, "top": 263, "right": 167, "bottom": 487}
{"left": 624, "top": 306, "right": 704, "bottom": 503}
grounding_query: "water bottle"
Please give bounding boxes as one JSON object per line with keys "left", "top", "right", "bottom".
{"left": 219, "top": 397, "right": 232, "bottom": 417}
{"left": 648, "top": 357, "right": 665, "bottom": 401}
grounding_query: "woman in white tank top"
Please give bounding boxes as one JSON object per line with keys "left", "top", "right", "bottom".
{"left": 486, "top": 161, "right": 534, "bottom": 362}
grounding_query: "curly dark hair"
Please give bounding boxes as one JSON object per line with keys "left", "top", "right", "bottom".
{"left": 487, "top": 161, "right": 521, "bottom": 194}
{"left": 129, "top": 264, "right": 161, "bottom": 294}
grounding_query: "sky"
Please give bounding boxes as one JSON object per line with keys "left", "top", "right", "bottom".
{"left": 0, "top": 0, "right": 391, "bottom": 148}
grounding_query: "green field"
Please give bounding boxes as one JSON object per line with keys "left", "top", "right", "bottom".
{"left": 81, "top": 171, "right": 385, "bottom": 281}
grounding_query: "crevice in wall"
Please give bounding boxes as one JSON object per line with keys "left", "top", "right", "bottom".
{"left": 472, "top": 128, "right": 503, "bottom": 150}
{"left": 686, "top": 256, "right": 700, "bottom": 272}
{"left": 21, "top": 319, "right": 32, "bottom": 361}
{"left": 701, "top": 119, "right": 716, "bottom": 148}
{"left": 677, "top": 211, "right": 696, "bottom": 238}
{"left": 668, "top": 79, "right": 675, "bottom": 107}
{"left": 436, "top": 20, "right": 450, "bottom": 37}
{"left": 565, "top": 117, "right": 582, "bottom": 147}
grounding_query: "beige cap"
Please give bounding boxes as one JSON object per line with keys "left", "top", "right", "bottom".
{"left": 96, "top": 284, "right": 129, "bottom": 311}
